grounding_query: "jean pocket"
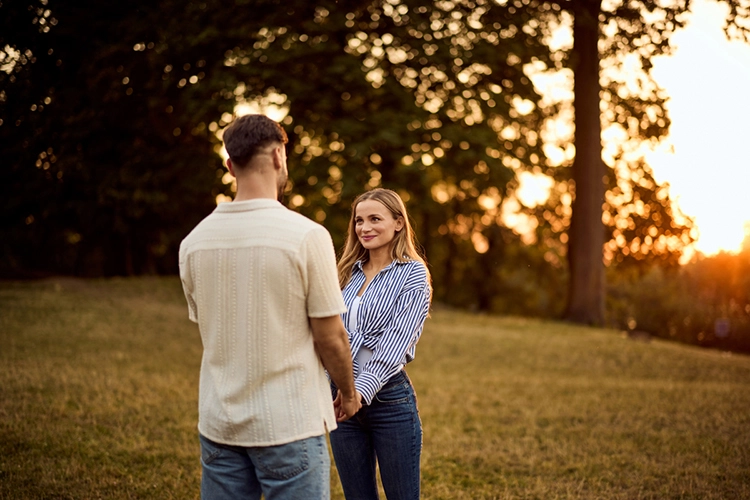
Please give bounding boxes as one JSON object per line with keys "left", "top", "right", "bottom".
{"left": 253, "top": 438, "right": 311, "bottom": 480}
{"left": 374, "top": 382, "right": 410, "bottom": 405}
{"left": 199, "top": 436, "right": 223, "bottom": 466}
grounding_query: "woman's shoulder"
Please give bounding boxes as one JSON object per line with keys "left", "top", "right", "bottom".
{"left": 395, "top": 258, "right": 428, "bottom": 282}
{"left": 394, "top": 257, "right": 423, "bottom": 269}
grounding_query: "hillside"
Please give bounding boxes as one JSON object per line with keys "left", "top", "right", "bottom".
{"left": 1, "top": 278, "right": 749, "bottom": 499}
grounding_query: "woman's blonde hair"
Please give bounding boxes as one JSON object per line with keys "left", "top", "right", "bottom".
{"left": 337, "top": 188, "right": 431, "bottom": 293}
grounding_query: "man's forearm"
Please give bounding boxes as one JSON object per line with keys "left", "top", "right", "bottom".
{"left": 317, "top": 335, "right": 357, "bottom": 397}
{"left": 310, "top": 316, "right": 357, "bottom": 397}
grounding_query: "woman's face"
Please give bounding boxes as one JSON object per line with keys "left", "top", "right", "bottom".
{"left": 354, "top": 199, "right": 404, "bottom": 254}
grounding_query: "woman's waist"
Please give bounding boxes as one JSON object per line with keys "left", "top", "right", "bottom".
{"left": 332, "top": 368, "right": 408, "bottom": 392}
{"left": 380, "top": 369, "right": 409, "bottom": 389}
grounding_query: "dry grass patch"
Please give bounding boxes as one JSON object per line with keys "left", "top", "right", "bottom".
{"left": 1, "top": 278, "right": 202, "bottom": 499}
{"left": 411, "top": 311, "right": 750, "bottom": 499}
{"left": 2, "top": 279, "right": 750, "bottom": 499}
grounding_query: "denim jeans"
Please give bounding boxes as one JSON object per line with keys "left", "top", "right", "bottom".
{"left": 330, "top": 370, "right": 422, "bottom": 500}
{"left": 199, "top": 433, "right": 330, "bottom": 500}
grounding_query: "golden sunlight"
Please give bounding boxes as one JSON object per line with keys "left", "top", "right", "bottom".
{"left": 646, "top": 0, "right": 750, "bottom": 255}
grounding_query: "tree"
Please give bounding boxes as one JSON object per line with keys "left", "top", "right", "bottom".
{"left": 1, "top": 0, "right": 551, "bottom": 293}
{"left": 602, "top": 159, "right": 694, "bottom": 272}
{"left": 512, "top": 0, "right": 750, "bottom": 325}
{"left": 565, "top": 0, "right": 608, "bottom": 323}
{"left": 0, "top": 1, "right": 233, "bottom": 275}
{"left": 3, "top": 0, "right": 722, "bottom": 321}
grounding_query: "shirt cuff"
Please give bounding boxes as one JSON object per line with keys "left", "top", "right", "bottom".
{"left": 354, "top": 372, "right": 381, "bottom": 406}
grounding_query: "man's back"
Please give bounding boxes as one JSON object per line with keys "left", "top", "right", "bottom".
{"left": 179, "top": 199, "right": 345, "bottom": 447}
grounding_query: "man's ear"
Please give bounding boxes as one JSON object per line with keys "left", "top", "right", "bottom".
{"left": 226, "top": 158, "right": 237, "bottom": 178}
{"left": 272, "top": 146, "right": 285, "bottom": 170}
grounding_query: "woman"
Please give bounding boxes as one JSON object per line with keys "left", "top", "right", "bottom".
{"left": 331, "top": 188, "right": 432, "bottom": 500}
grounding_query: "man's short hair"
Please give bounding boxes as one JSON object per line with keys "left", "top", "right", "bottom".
{"left": 223, "top": 114, "right": 288, "bottom": 168}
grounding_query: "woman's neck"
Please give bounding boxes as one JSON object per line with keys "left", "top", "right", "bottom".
{"left": 364, "top": 247, "right": 393, "bottom": 274}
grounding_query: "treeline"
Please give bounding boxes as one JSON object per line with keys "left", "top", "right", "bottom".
{"left": 609, "top": 244, "right": 750, "bottom": 353}
{"left": 2, "top": 1, "right": 749, "bottom": 351}
{"left": 443, "top": 229, "right": 750, "bottom": 353}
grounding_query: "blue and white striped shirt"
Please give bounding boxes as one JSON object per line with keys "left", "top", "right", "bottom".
{"left": 341, "top": 258, "right": 431, "bottom": 405}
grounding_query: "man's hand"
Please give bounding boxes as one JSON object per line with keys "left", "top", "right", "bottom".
{"left": 309, "top": 315, "right": 359, "bottom": 419}
{"left": 333, "top": 389, "right": 362, "bottom": 422}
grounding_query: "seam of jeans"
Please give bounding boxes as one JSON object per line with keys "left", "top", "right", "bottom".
{"left": 411, "top": 390, "right": 421, "bottom": 499}
{"left": 373, "top": 381, "right": 411, "bottom": 404}
{"left": 374, "top": 395, "right": 410, "bottom": 404}
{"left": 201, "top": 446, "right": 222, "bottom": 466}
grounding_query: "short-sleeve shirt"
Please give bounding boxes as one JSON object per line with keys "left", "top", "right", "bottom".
{"left": 179, "top": 199, "right": 347, "bottom": 447}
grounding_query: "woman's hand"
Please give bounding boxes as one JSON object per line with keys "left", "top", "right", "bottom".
{"left": 333, "top": 389, "right": 363, "bottom": 421}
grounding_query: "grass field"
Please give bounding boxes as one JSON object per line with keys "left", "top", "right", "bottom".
{"left": 1, "top": 277, "right": 749, "bottom": 499}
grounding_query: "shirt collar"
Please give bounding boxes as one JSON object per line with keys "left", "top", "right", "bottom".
{"left": 214, "top": 199, "right": 284, "bottom": 213}
{"left": 353, "top": 258, "right": 410, "bottom": 273}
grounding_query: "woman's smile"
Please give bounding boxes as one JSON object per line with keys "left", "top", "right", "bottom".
{"left": 354, "top": 199, "right": 403, "bottom": 252}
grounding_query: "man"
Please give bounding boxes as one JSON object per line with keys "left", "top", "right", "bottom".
{"left": 179, "top": 114, "right": 361, "bottom": 499}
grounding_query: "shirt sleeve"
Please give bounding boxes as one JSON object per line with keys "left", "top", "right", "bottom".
{"left": 355, "top": 265, "right": 430, "bottom": 404}
{"left": 303, "top": 226, "right": 348, "bottom": 318}
{"left": 178, "top": 248, "right": 199, "bottom": 323}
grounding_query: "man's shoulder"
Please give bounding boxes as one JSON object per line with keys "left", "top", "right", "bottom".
{"left": 278, "top": 207, "right": 324, "bottom": 229}
{"left": 179, "top": 210, "right": 218, "bottom": 253}
{"left": 272, "top": 209, "right": 334, "bottom": 244}
{"left": 179, "top": 205, "right": 332, "bottom": 258}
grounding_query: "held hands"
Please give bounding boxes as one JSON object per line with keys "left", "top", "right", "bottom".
{"left": 333, "top": 389, "right": 363, "bottom": 422}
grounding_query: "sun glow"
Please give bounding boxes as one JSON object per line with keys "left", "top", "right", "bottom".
{"left": 646, "top": 0, "right": 750, "bottom": 256}
{"left": 525, "top": 0, "right": 750, "bottom": 257}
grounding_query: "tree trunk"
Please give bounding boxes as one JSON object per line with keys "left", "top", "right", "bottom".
{"left": 565, "top": 0, "right": 606, "bottom": 326}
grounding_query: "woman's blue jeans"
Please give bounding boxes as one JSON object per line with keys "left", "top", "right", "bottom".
{"left": 330, "top": 370, "right": 422, "bottom": 500}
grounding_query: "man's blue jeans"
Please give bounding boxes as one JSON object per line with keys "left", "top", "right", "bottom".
{"left": 330, "top": 371, "right": 422, "bottom": 500}
{"left": 199, "top": 433, "right": 330, "bottom": 500}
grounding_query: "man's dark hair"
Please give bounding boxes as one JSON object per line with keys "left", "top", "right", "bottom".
{"left": 223, "top": 114, "right": 288, "bottom": 167}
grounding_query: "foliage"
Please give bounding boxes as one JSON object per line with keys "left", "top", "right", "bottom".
{"left": 2, "top": 0, "right": 742, "bottom": 325}
{"left": 432, "top": 222, "right": 568, "bottom": 316}
{"left": 512, "top": 0, "right": 749, "bottom": 324}
{"left": 0, "top": 0, "right": 549, "bottom": 289}
{"left": 3, "top": 277, "right": 750, "bottom": 499}
{"left": 607, "top": 243, "right": 750, "bottom": 353}
{"left": 603, "top": 159, "right": 694, "bottom": 270}
{"left": 0, "top": 0, "right": 232, "bottom": 276}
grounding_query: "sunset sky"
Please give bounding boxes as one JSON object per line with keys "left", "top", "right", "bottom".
{"left": 645, "top": 0, "right": 750, "bottom": 255}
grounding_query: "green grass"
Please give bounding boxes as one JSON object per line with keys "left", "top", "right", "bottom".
{"left": 1, "top": 278, "right": 749, "bottom": 499}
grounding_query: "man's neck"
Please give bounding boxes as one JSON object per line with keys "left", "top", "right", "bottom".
{"left": 233, "top": 190, "right": 277, "bottom": 202}
{"left": 233, "top": 172, "right": 279, "bottom": 201}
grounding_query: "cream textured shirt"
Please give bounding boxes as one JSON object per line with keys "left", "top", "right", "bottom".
{"left": 179, "top": 199, "right": 347, "bottom": 447}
